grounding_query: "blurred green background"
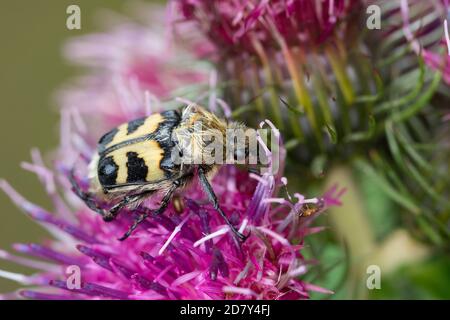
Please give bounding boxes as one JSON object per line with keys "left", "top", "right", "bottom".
{"left": 0, "top": 0, "right": 125, "bottom": 293}
{"left": 0, "top": 1, "right": 448, "bottom": 299}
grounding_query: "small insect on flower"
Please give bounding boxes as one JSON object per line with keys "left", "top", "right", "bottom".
{"left": 70, "top": 105, "right": 259, "bottom": 242}
{"left": 298, "top": 200, "right": 325, "bottom": 218}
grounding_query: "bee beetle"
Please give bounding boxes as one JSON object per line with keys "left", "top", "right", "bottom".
{"left": 70, "top": 105, "right": 257, "bottom": 242}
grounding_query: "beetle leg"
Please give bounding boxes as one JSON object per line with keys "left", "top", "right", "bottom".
{"left": 69, "top": 170, "right": 109, "bottom": 218}
{"left": 118, "top": 179, "right": 183, "bottom": 241}
{"left": 198, "top": 167, "right": 249, "bottom": 242}
{"left": 107, "top": 191, "right": 153, "bottom": 221}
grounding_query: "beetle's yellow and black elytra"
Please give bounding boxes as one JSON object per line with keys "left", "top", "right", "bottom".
{"left": 70, "top": 105, "right": 254, "bottom": 242}
{"left": 94, "top": 110, "right": 181, "bottom": 190}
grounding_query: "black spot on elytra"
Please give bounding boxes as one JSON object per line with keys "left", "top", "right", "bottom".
{"left": 98, "top": 110, "right": 182, "bottom": 158}
{"left": 98, "top": 128, "right": 119, "bottom": 152}
{"left": 127, "top": 117, "right": 146, "bottom": 135}
{"left": 98, "top": 156, "right": 118, "bottom": 186}
{"left": 126, "top": 152, "right": 148, "bottom": 183}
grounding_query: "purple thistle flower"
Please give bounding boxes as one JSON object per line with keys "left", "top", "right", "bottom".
{"left": 0, "top": 110, "right": 343, "bottom": 299}
{"left": 0, "top": 4, "right": 344, "bottom": 300}
{"left": 174, "top": 0, "right": 361, "bottom": 56}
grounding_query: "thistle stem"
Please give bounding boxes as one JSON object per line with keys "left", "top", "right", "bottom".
{"left": 310, "top": 53, "right": 334, "bottom": 128}
{"left": 250, "top": 61, "right": 266, "bottom": 115}
{"left": 325, "top": 44, "right": 355, "bottom": 105}
{"left": 324, "top": 165, "right": 376, "bottom": 299}
{"left": 325, "top": 44, "right": 354, "bottom": 136}
{"left": 252, "top": 38, "right": 284, "bottom": 129}
{"left": 282, "top": 45, "right": 322, "bottom": 147}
